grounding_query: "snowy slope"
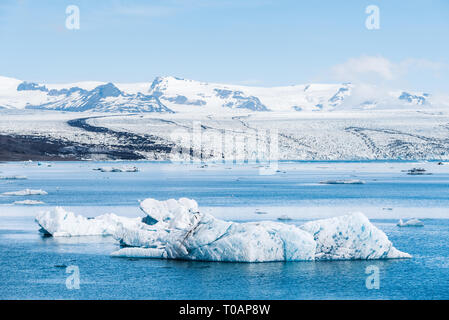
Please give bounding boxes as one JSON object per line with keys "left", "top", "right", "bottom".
{"left": 0, "top": 75, "right": 440, "bottom": 113}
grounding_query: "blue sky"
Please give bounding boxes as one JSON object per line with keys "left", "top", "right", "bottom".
{"left": 0, "top": 0, "right": 448, "bottom": 92}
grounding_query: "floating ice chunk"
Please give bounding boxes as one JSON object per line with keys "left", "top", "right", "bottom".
{"left": 35, "top": 207, "right": 144, "bottom": 237}
{"left": 94, "top": 166, "right": 139, "bottom": 173}
{"left": 277, "top": 215, "right": 293, "bottom": 221}
{"left": 406, "top": 168, "right": 430, "bottom": 175}
{"left": 319, "top": 179, "right": 365, "bottom": 184}
{"left": 2, "top": 189, "right": 48, "bottom": 196}
{"left": 300, "top": 212, "right": 411, "bottom": 260}
{"left": 0, "top": 175, "right": 27, "bottom": 180}
{"left": 397, "top": 218, "right": 424, "bottom": 227}
{"left": 14, "top": 200, "right": 45, "bottom": 205}
{"left": 110, "top": 247, "right": 167, "bottom": 259}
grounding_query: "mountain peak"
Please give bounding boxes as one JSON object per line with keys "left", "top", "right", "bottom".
{"left": 92, "top": 83, "right": 122, "bottom": 98}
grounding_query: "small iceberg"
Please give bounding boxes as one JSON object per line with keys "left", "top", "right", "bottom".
{"left": 319, "top": 179, "right": 365, "bottom": 185}
{"left": 277, "top": 215, "right": 293, "bottom": 221}
{"left": 2, "top": 189, "right": 48, "bottom": 196}
{"left": 406, "top": 168, "right": 431, "bottom": 175}
{"left": 0, "top": 175, "right": 27, "bottom": 180}
{"left": 94, "top": 166, "right": 139, "bottom": 173}
{"left": 14, "top": 200, "right": 45, "bottom": 205}
{"left": 35, "top": 198, "right": 411, "bottom": 262}
{"left": 397, "top": 218, "right": 424, "bottom": 227}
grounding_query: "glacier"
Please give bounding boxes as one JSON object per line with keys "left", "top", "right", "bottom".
{"left": 35, "top": 198, "right": 411, "bottom": 262}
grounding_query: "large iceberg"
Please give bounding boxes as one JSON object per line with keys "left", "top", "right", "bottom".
{"left": 35, "top": 198, "right": 411, "bottom": 262}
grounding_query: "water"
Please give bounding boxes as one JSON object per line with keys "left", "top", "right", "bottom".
{"left": 0, "top": 161, "right": 448, "bottom": 299}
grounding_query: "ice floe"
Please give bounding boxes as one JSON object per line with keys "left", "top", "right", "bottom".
{"left": 0, "top": 175, "right": 27, "bottom": 180}
{"left": 405, "top": 168, "right": 431, "bottom": 175}
{"left": 277, "top": 215, "right": 293, "bottom": 221}
{"left": 14, "top": 200, "right": 45, "bottom": 205}
{"left": 319, "top": 179, "right": 365, "bottom": 185}
{"left": 2, "top": 189, "right": 48, "bottom": 196}
{"left": 94, "top": 166, "right": 139, "bottom": 173}
{"left": 35, "top": 198, "right": 411, "bottom": 262}
{"left": 397, "top": 218, "right": 424, "bottom": 227}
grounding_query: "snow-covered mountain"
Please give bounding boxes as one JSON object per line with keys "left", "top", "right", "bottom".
{"left": 14, "top": 80, "right": 172, "bottom": 113}
{"left": 0, "top": 75, "right": 436, "bottom": 113}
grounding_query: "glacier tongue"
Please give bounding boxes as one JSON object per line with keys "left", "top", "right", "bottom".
{"left": 35, "top": 199, "right": 411, "bottom": 262}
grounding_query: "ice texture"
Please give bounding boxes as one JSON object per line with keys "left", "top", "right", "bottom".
{"left": 35, "top": 207, "right": 143, "bottom": 237}
{"left": 35, "top": 198, "right": 411, "bottom": 262}
{"left": 301, "top": 213, "right": 411, "bottom": 260}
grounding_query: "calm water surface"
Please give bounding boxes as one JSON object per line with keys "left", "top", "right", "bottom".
{"left": 0, "top": 161, "right": 448, "bottom": 299}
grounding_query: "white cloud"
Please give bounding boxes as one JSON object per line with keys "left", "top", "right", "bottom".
{"left": 332, "top": 56, "right": 395, "bottom": 81}
{"left": 331, "top": 55, "right": 447, "bottom": 83}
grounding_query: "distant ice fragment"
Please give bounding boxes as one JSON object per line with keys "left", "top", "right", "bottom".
{"left": 406, "top": 168, "right": 431, "bottom": 175}
{"left": 0, "top": 175, "right": 27, "bottom": 180}
{"left": 14, "top": 200, "right": 45, "bottom": 205}
{"left": 2, "top": 189, "right": 48, "bottom": 196}
{"left": 397, "top": 218, "right": 424, "bottom": 227}
{"left": 277, "top": 215, "right": 293, "bottom": 221}
{"left": 94, "top": 166, "right": 139, "bottom": 172}
{"left": 319, "top": 179, "right": 365, "bottom": 185}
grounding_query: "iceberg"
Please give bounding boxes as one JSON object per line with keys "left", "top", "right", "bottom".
{"left": 35, "top": 198, "right": 411, "bottom": 262}
{"left": 2, "top": 189, "right": 48, "bottom": 196}
{"left": 277, "top": 215, "right": 293, "bottom": 221}
{"left": 397, "top": 218, "right": 424, "bottom": 227}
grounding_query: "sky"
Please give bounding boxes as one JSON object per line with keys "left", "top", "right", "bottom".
{"left": 0, "top": 0, "right": 448, "bottom": 93}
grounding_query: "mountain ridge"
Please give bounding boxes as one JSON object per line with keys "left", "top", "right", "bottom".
{"left": 0, "top": 75, "right": 438, "bottom": 113}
